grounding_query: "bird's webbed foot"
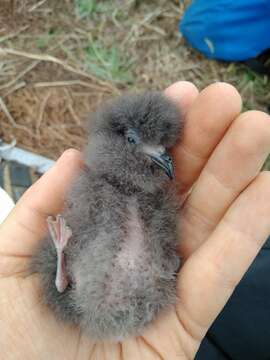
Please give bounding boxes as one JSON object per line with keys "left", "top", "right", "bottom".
{"left": 47, "top": 214, "right": 72, "bottom": 293}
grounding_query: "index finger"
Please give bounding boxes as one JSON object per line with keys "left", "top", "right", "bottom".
{"left": 169, "top": 82, "right": 242, "bottom": 194}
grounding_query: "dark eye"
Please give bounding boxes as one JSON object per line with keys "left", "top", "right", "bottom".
{"left": 126, "top": 129, "right": 140, "bottom": 145}
{"left": 128, "top": 136, "right": 136, "bottom": 144}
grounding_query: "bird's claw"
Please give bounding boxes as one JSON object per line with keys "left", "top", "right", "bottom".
{"left": 47, "top": 215, "right": 72, "bottom": 293}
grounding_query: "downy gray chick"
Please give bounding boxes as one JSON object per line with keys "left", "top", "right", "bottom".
{"left": 31, "top": 91, "right": 183, "bottom": 340}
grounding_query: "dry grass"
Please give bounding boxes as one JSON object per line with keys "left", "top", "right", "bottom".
{"left": 0, "top": 0, "right": 269, "bottom": 167}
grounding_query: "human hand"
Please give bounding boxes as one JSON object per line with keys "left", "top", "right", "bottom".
{"left": 1, "top": 82, "right": 270, "bottom": 360}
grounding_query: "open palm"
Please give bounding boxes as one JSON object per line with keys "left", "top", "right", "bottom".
{"left": 1, "top": 82, "right": 270, "bottom": 360}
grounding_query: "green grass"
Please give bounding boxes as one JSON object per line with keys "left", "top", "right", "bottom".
{"left": 35, "top": 28, "right": 57, "bottom": 50}
{"left": 263, "top": 155, "right": 270, "bottom": 171}
{"left": 84, "top": 41, "right": 134, "bottom": 84}
{"left": 75, "top": 0, "right": 103, "bottom": 18}
{"left": 228, "top": 64, "right": 270, "bottom": 111}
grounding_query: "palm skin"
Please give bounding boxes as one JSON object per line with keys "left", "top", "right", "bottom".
{"left": 1, "top": 82, "right": 270, "bottom": 360}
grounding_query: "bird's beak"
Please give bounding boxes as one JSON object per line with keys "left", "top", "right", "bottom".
{"left": 143, "top": 146, "right": 174, "bottom": 179}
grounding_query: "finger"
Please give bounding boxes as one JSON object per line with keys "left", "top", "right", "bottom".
{"left": 164, "top": 81, "right": 199, "bottom": 116}
{"left": 0, "top": 149, "right": 82, "bottom": 258}
{"left": 177, "top": 171, "right": 270, "bottom": 341}
{"left": 100, "top": 342, "right": 121, "bottom": 360}
{"left": 180, "top": 110, "right": 270, "bottom": 257}
{"left": 172, "top": 83, "right": 242, "bottom": 193}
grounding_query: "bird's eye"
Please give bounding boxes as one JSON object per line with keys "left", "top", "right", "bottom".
{"left": 128, "top": 136, "right": 136, "bottom": 144}
{"left": 126, "top": 129, "right": 140, "bottom": 145}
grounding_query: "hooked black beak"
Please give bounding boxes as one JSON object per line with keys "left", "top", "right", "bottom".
{"left": 150, "top": 151, "right": 174, "bottom": 180}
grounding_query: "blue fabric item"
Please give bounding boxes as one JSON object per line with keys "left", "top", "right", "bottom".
{"left": 180, "top": 0, "right": 270, "bottom": 61}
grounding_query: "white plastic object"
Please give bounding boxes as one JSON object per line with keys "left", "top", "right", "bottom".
{"left": 0, "top": 187, "right": 15, "bottom": 224}
{"left": 0, "top": 140, "right": 55, "bottom": 174}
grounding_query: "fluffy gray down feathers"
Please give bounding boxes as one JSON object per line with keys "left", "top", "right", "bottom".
{"left": 31, "top": 91, "right": 183, "bottom": 340}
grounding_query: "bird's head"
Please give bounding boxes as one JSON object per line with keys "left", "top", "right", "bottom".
{"left": 85, "top": 92, "right": 182, "bottom": 190}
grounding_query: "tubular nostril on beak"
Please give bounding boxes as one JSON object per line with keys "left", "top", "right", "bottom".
{"left": 158, "top": 152, "right": 174, "bottom": 179}
{"left": 143, "top": 145, "right": 174, "bottom": 180}
{"left": 161, "top": 152, "right": 172, "bottom": 163}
